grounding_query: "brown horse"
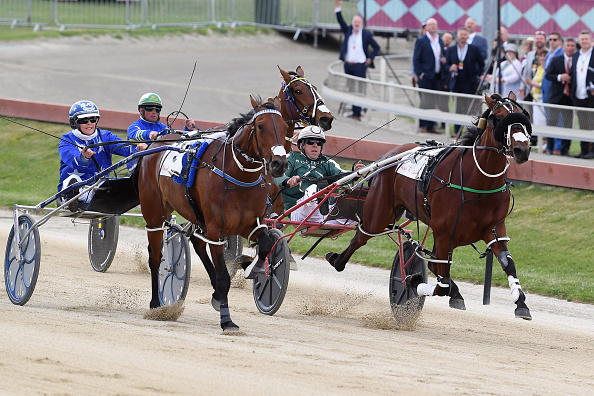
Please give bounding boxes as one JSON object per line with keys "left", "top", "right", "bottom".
{"left": 327, "top": 92, "right": 533, "bottom": 320}
{"left": 269, "top": 66, "right": 334, "bottom": 214}
{"left": 138, "top": 97, "right": 288, "bottom": 331}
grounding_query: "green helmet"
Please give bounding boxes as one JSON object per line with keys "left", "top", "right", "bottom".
{"left": 138, "top": 93, "right": 162, "bottom": 109}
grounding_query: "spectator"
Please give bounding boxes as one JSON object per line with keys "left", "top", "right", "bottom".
{"left": 525, "top": 50, "right": 548, "bottom": 128}
{"left": 445, "top": 27, "right": 484, "bottom": 134}
{"left": 520, "top": 37, "right": 534, "bottom": 67}
{"left": 334, "top": 0, "right": 380, "bottom": 121}
{"left": 570, "top": 31, "right": 594, "bottom": 159}
{"left": 542, "top": 32, "right": 564, "bottom": 107}
{"left": 411, "top": 22, "right": 427, "bottom": 87}
{"left": 465, "top": 17, "right": 488, "bottom": 61}
{"left": 489, "top": 43, "right": 523, "bottom": 97}
{"left": 488, "top": 26, "right": 509, "bottom": 76}
{"left": 520, "top": 31, "right": 547, "bottom": 100}
{"left": 546, "top": 38, "right": 576, "bottom": 156}
{"left": 412, "top": 17, "right": 444, "bottom": 133}
{"left": 442, "top": 31, "right": 454, "bottom": 50}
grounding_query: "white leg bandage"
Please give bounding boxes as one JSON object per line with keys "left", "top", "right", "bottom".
{"left": 508, "top": 275, "right": 522, "bottom": 302}
{"left": 416, "top": 283, "right": 436, "bottom": 296}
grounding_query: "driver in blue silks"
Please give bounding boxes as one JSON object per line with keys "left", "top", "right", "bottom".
{"left": 58, "top": 100, "right": 147, "bottom": 209}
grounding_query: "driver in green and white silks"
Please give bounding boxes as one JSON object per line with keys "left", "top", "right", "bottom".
{"left": 272, "top": 125, "right": 364, "bottom": 223}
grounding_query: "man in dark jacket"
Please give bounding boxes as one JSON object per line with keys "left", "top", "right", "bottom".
{"left": 570, "top": 31, "right": 594, "bottom": 159}
{"left": 446, "top": 27, "right": 485, "bottom": 135}
{"left": 335, "top": 0, "right": 380, "bottom": 121}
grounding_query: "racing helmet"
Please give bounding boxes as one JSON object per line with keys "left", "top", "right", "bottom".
{"left": 138, "top": 93, "right": 162, "bottom": 110}
{"left": 297, "top": 125, "right": 326, "bottom": 151}
{"left": 69, "top": 100, "right": 100, "bottom": 128}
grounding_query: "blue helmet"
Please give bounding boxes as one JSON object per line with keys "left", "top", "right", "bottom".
{"left": 69, "top": 100, "right": 100, "bottom": 128}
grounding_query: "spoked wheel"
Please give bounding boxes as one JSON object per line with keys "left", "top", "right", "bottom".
{"left": 389, "top": 241, "right": 428, "bottom": 324}
{"left": 4, "top": 214, "right": 41, "bottom": 305}
{"left": 223, "top": 235, "right": 243, "bottom": 280}
{"left": 158, "top": 228, "right": 191, "bottom": 306}
{"left": 252, "top": 228, "right": 290, "bottom": 315}
{"left": 88, "top": 216, "right": 119, "bottom": 273}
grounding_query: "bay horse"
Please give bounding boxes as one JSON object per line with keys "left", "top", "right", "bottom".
{"left": 327, "top": 92, "right": 533, "bottom": 320}
{"left": 270, "top": 66, "right": 334, "bottom": 214}
{"left": 138, "top": 97, "right": 288, "bottom": 331}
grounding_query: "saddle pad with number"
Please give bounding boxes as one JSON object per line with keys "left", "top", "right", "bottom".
{"left": 396, "top": 147, "right": 445, "bottom": 180}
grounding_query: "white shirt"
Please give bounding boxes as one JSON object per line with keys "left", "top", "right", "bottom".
{"left": 345, "top": 30, "right": 367, "bottom": 64}
{"left": 427, "top": 32, "right": 441, "bottom": 73}
{"left": 468, "top": 32, "right": 476, "bottom": 45}
{"left": 576, "top": 47, "right": 592, "bottom": 100}
{"left": 457, "top": 43, "right": 468, "bottom": 63}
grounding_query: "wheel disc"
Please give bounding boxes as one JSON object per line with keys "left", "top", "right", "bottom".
{"left": 389, "top": 241, "right": 428, "bottom": 323}
{"left": 88, "top": 216, "right": 119, "bottom": 273}
{"left": 252, "top": 228, "right": 290, "bottom": 315}
{"left": 158, "top": 229, "right": 191, "bottom": 306}
{"left": 4, "top": 214, "right": 41, "bottom": 305}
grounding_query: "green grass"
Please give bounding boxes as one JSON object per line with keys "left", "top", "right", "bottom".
{"left": 2, "top": 117, "right": 593, "bottom": 303}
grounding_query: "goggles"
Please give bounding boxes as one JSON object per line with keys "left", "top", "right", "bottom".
{"left": 77, "top": 116, "right": 98, "bottom": 124}
{"left": 303, "top": 139, "right": 324, "bottom": 146}
{"left": 142, "top": 106, "right": 162, "bottom": 113}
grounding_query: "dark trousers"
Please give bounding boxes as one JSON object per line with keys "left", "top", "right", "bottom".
{"left": 574, "top": 96, "right": 594, "bottom": 155}
{"left": 417, "top": 74, "right": 441, "bottom": 129}
{"left": 344, "top": 62, "right": 367, "bottom": 117}
{"left": 547, "top": 95, "right": 573, "bottom": 155}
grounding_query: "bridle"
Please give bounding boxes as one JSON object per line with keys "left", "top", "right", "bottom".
{"left": 230, "top": 106, "right": 286, "bottom": 174}
{"left": 473, "top": 97, "right": 532, "bottom": 178}
{"left": 282, "top": 74, "right": 330, "bottom": 126}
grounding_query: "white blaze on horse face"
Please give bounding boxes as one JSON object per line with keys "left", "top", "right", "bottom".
{"left": 318, "top": 104, "right": 331, "bottom": 114}
{"left": 272, "top": 145, "right": 287, "bottom": 157}
{"left": 512, "top": 131, "right": 528, "bottom": 142}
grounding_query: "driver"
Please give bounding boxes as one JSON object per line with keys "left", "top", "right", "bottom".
{"left": 272, "top": 125, "right": 365, "bottom": 223}
{"left": 127, "top": 92, "right": 198, "bottom": 171}
{"left": 58, "top": 100, "right": 148, "bottom": 210}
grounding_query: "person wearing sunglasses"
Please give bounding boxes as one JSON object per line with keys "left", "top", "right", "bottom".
{"left": 58, "top": 100, "right": 148, "bottom": 210}
{"left": 272, "top": 125, "right": 365, "bottom": 222}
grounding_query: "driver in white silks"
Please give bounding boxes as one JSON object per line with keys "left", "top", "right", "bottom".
{"left": 57, "top": 100, "right": 148, "bottom": 211}
{"left": 272, "top": 125, "right": 365, "bottom": 225}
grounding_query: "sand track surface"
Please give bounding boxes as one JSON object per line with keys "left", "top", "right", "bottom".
{"left": 1, "top": 211, "right": 593, "bottom": 395}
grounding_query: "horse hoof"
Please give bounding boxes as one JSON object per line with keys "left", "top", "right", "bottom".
{"left": 211, "top": 296, "right": 221, "bottom": 312}
{"left": 515, "top": 307, "right": 532, "bottom": 320}
{"left": 326, "top": 252, "right": 345, "bottom": 272}
{"left": 449, "top": 297, "right": 466, "bottom": 310}
{"left": 149, "top": 301, "right": 160, "bottom": 309}
{"left": 221, "top": 321, "right": 240, "bottom": 332}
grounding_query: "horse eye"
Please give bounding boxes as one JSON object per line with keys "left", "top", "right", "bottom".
{"left": 294, "top": 89, "right": 302, "bottom": 95}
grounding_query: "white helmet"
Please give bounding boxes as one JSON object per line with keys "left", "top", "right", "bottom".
{"left": 297, "top": 125, "right": 326, "bottom": 144}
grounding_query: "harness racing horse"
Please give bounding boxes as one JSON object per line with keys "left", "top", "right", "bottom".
{"left": 270, "top": 66, "right": 334, "bottom": 214}
{"left": 327, "top": 92, "right": 533, "bottom": 320}
{"left": 138, "top": 97, "right": 288, "bottom": 331}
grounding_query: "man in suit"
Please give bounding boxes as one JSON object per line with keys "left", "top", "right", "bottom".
{"left": 570, "top": 30, "right": 594, "bottom": 159}
{"left": 545, "top": 38, "right": 576, "bottom": 156}
{"left": 335, "top": 0, "right": 380, "bottom": 121}
{"left": 413, "top": 17, "right": 444, "bottom": 133}
{"left": 520, "top": 31, "right": 547, "bottom": 100}
{"left": 465, "top": 17, "right": 488, "bottom": 61}
{"left": 542, "top": 32, "right": 564, "bottom": 107}
{"left": 446, "top": 27, "right": 485, "bottom": 135}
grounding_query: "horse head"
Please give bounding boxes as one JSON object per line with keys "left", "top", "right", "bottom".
{"left": 248, "top": 96, "right": 289, "bottom": 178}
{"left": 278, "top": 66, "right": 333, "bottom": 131}
{"left": 484, "top": 91, "right": 532, "bottom": 164}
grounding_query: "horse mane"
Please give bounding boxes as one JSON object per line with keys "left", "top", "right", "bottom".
{"left": 227, "top": 96, "right": 277, "bottom": 136}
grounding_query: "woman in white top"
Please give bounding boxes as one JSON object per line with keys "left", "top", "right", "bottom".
{"left": 489, "top": 43, "right": 523, "bottom": 97}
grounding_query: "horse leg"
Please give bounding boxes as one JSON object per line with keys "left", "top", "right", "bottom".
{"left": 147, "top": 230, "right": 164, "bottom": 309}
{"left": 490, "top": 242, "right": 531, "bottom": 320}
{"left": 209, "top": 244, "right": 239, "bottom": 331}
{"left": 416, "top": 239, "right": 466, "bottom": 310}
{"left": 326, "top": 230, "right": 373, "bottom": 272}
{"left": 189, "top": 236, "right": 221, "bottom": 311}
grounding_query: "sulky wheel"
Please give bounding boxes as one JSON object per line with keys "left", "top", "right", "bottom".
{"left": 4, "top": 214, "right": 41, "bottom": 306}
{"left": 158, "top": 228, "right": 191, "bottom": 306}
{"left": 88, "top": 216, "right": 119, "bottom": 273}
{"left": 223, "top": 235, "right": 243, "bottom": 280}
{"left": 389, "top": 241, "right": 428, "bottom": 324}
{"left": 252, "top": 228, "right": 290, "bottom": 315}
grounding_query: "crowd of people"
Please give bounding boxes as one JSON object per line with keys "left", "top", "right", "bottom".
{"left": 408, "top": 20, "right": 594, "bottom": 158}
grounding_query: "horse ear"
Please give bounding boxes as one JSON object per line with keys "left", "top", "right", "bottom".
{"left": 508, "top": 91, "right": 517, "bottom": 101}
{"left": 279, "top": 66, "right": 291, "bottom": 84}
{"left": 250, "top": 95, "right": 258, "bottom": 109}
{"left": 484, "top": 93, "right": 495, "bottom": 108}
{"left": 296, "top": 65, "right": 304, "bottom": 77}
{"left": 273, "top": 96, "right": 281, "bottom": 109}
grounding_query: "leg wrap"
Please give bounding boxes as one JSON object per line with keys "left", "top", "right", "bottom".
{"left": 508, "top": 275, "right": 522, "bottom": 303}
{"left": 417, "top": 283, "right": 436, "bottom": 296}
{"left": 220, "top": 302, "right": 231, "bottom": 324}
{"left": 258, "top": 231, "right": 273, "bottom": 261}
{"left": 497, "top": 250, "right": 517, "bottom": 277}
{"left": 434, "top": 276, "right": 452, "bottom": 296}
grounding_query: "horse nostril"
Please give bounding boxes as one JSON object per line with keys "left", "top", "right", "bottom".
{"left": 319, "top": 117, "right": 333, "bottom": 131}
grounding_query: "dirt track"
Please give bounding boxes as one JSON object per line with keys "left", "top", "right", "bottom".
{"left": 1, "top": 211, "right": 594, "bottom": 395}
